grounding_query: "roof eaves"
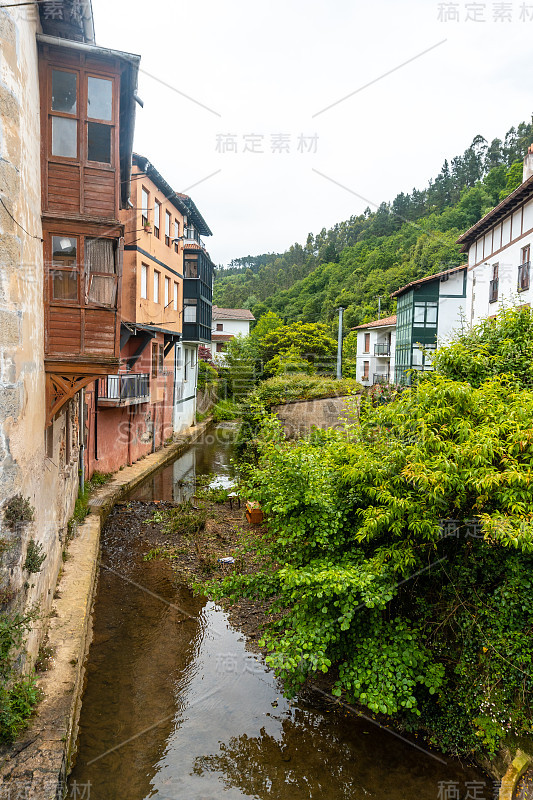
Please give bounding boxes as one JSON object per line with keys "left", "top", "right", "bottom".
{"left": 456, "top": 175, "right": 533, "bottom": 250}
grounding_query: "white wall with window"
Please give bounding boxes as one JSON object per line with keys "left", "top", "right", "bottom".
{"left": 354, "top": 318, "right": 397, "bottom": 386}
{"left": 173, "top": 342, "right": 199, "bottom": 433}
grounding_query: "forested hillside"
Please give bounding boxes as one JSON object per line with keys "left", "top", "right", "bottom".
{"left": 214, "top": 121, "right": 533, "bottom": 329}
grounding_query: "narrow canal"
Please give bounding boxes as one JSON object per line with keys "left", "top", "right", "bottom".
{"left": 68, "top": 425, "right": 488, "bottom": 800}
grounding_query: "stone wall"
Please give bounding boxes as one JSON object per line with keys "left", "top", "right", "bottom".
{"left": 273, "top": 395, "right": 358, "bottom": 439}
{"left": 0, "top": 7, "right": 80, "bottom": 662}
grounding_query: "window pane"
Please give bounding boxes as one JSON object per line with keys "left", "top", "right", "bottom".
{"left": 413, "top": 304, "right": 425, "bottom": 324}
{"left": 165, "top": 212, "right": 171, "bottom": 237}
{"left": 87, "top": 77, "right": 112, "bottom": 121}
{"left": 154, "top": 202, "right": 160, "bottom": 229}
{"left": 154, "top": 271, "right": 160, "bottom": 302}
{"left": 85, "top": 238, "right": 115, "bottom": 273}
{"left": 88, "top": 275, "right": 117, "bottom": 306}
{"left": 87, "top": 122, "right": 111, "bottom": 163}
{"left": 52, "top": 270, "right": 77, "bottom": 301}
{"left": 426, "top": 306, "right": 437, "bottom": 324}
{"left": 52, "top": 236, "right": 77, "bottom": 265}
{"left": 52, "top": 70, "right": 77, "bottom": 114}
{"left": 184, "top": 300, "right": 197, "bottom": 322}
{"left": 173, "top": 282, "right": 178, "bottom": 310}
{"left": 142, "top": 189, "right": 149, "bottom": 220}
{"left": 164, "top": 277, "right": 170, "bottom": 307}
{"left": 52, "top": 117, "right": 77, "bottom": 158}
{"left": 141, "top": 265, "right": 148, "bottom": 299}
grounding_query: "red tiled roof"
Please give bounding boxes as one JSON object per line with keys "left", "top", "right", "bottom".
{"left": 390, "top": 265, "right": 467, "bottom": 298}
{"left": 456, "top": 174, "right": 533, "bottom": 250}
{"left": 212, "top": 306, "right": 255, "bottom": 321}
{"left": 352, "top": 315, "right": 397, "bottom": 330}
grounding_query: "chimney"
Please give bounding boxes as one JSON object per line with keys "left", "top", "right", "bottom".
{"left": 523, "top": 144, "right": 533, "bottom": 182}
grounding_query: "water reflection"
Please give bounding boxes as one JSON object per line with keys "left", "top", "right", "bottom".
{"left": 128, "top": 422, "right": 238, "bottom": 503}
{"left": 69, "top": 425, "right": 487, "bottom": 800}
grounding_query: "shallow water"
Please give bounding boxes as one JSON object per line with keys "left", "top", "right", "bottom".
{"left": 68, "top": 425, "right": 488, "bottom": 800}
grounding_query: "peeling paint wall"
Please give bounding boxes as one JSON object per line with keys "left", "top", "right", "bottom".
{"left": 0, "top": 6, "right": 80, "bottom": 662}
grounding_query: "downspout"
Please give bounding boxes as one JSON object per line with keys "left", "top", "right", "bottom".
{"left": 79, "top": 388, "right": 85, "bottom": 493}
{"left": 94, "top": 379, "right": 99, "bottom": 462}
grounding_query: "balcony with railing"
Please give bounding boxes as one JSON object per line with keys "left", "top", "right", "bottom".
{"left": 183, "top": 227, "right": 205, "bottom": 250}
{"left": 373, "top": 373, "right": 390, "bottom": 385}
{"left": 518, "top": 261, "right": 530, "bottom": 292}
{"left": 374, "top": 343, "right": 391, "bottom": 356}
{"left": 97, "top": 373, "right": 150, "bottom": 407}
{"left": 489, "top": 278, "right": 499, "bottom": 304}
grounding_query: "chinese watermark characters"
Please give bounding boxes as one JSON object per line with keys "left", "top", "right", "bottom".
{"left": 437, "top": 2, "right": 533, "bottom": 21}
{"left": 215, "top": 133, "right": 319, "bottom": 155}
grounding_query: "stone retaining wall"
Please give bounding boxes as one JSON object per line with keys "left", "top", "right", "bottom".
{"left": 273, "top": 395, "right": 358, "bottom": 438}
{"left": 0, "top": 419, "right": 212, "bottom": 799}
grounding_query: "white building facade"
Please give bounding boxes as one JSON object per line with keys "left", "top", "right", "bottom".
{"left": 457, "top": 147, "right": 533, "bottom": 324}
{"left": 210, "top": 307, "right": 255, "bottom": 361}
{"left": 353, "top": 316, "right": 397, "bottom": 386}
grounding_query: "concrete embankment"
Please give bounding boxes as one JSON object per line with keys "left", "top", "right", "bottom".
{"left": 0, "top": 419, "right": 212, "bottom": 800}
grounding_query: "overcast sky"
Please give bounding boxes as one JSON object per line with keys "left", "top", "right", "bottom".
{"left": 92, "top": 0, "right": 533, "bottom": 267}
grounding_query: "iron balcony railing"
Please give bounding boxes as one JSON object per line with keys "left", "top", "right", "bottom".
{"left": 373, "top": 373, "right": 390, "bottom": 385}
{"left": 374, "top": 343, "right": 391, "bottom": 356}
{"left": 518, "top": 261, "right": 530, "bottom": 292}
{"left": 489, "top": 278, "right": 499, "bottom": 304}
{"left": 184, "top": 227, "right": 205, "bottom": 249}
{"left": 98, "top": 373, "right": 150, "bottom": 406}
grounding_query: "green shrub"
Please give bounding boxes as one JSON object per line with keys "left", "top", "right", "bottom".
{"left": 0, "top": 610, "right": 40, "bottom": 743}
{"left": 3, "top": 496, "right": 34, "bottom": 530}
{"left": 212, "top": 399, "right": 240, "bottom": 422}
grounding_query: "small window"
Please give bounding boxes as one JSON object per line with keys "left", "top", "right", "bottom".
{"left": 184, "top": 299, "right": 197, "bottom": 322}
{"left": 426, "top": 305, "right": 437, "bottom": 325}
{"left": 52, "top": 116, "right": 77, "bottom": 158}
{"left": 85, "top": 238, "right": 117, "bottom": 306}
{"left": 165, "top": 211, "right": 172, "bottom": 247}
{"left": 158, "top": 344, "right": 164, "bottom": 374}
{"left": 87, "top": 122, "right": 111, "bottom": 163}
{"left": 216, "top": 323, "right": 223, "bottom": 331}
{"left": 364, "top": 332, "right": 370, "bottom": 352}
{"left": 152, "top": 343, "right": 158, "bottom": 377}
{"left": 52, "top": 70, "right": 77, "bottom": 114}
{"left": 153, "top": 270, "right": 160, "bottom": 303}
{"left": 216, "top": 342, "right": 224, "bottom": 354}
{"left": 51, "top": 236, "right": 78, "bottom": 301}
{"left": 174, "top": 220, "right": 180, "bottom": 252}
{"left": 184, "top": 259, "right": 198, "bottom": 278}
{"left": 173, "top": 282, "right": 178, "bottom": 311}
{"left": 414, "top": 304, "right": 425, "bottom": 324}
{"left": 141, "top": 264, "right": 148, "bottom": 299}
{"left": 141, "top": 188, "right": 149, "bottom": 227}
{"left": 164, "top": 276, "right": 170, "bottom": 308}
{"left": 154, "top": 201, "right": 161, "bottom": 238}
{"left": 363, "top": 361, "right": 369, "bottom": 380}
{"left": 87, "top": 76, "right": 112, "bottom": 121}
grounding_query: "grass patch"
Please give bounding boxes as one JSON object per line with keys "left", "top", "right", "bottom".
{"left": 252, "top": 373, "right": 361, "bottom": 409}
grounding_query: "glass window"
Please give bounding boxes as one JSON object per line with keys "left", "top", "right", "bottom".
{"left": 85, "top": 239, "right": 116, "bottom": 306}
{"left": 52, "top": 236, "right": 77, "bottom": 265}
{"left": 52, "top": 70, "right": 77, "bottom": 114}
{"left": 184, "top": 299, "right": 197, "bottom": 322}
{"left": 87, "top": 122, "right": 111, "bottom": 163}
{"left": 52, "top": 270, "right": 78, "bottom": 301}
{"left": 414, "top": 304, "right": 425, "bottom": 324}
{"left": 173, "top": 282, "right": 178, "bottom": 311}
{"left": 412, "top": 346, "right": 423, "bottom": 366}
{"left": 164, "top": 276, "right": 170, "bottom": 307}
{"left": 142, "top": 188, "right": 149, "bottom": 226}
{"left": 141, "top": 264, "right": 148, "bottom": 299}
{"left": 154, "top": 270, "right": 160, "bottom": 303}
{"left": 52, "top": 116, "right": 77, "bottom": 158}
{"left": 154, "top": 201, "right": 161, "bottom": 236}
{"left": 87, "top": 77, "right": 112, "bottom": 121}
{"left": 426, "top": 305, "right": 438, "bottom": 324}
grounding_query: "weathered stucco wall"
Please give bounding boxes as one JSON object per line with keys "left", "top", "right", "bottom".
{"left": 273, "top": 395, "right": 357, "bottom": 439}
{"left": 0, "top": 7, "right": 80, "bottom": 662}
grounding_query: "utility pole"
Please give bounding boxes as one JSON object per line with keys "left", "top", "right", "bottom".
{"left": 336, "top": 306, "right": 344, "bottom": 379}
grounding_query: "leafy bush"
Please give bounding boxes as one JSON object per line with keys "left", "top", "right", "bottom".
{"left": 23, "top": 540, "right": 46, "bottom": 574}
{"left": 198, "top": 359, "right": 219, "bottom": 392}
{"left": 211, "top": 399, "right": 240, "bottom": 422}
{"left": 3, "top": 495, "right": 34, "bottom": 530}
{"left": 201, "top": 374, "right": 533, "bottom": 755}
{"left": 434, "top": 305, "right": 533, "bottom": 388}
{"left": 0, "top": 610, "right": 40, "bottom": 743}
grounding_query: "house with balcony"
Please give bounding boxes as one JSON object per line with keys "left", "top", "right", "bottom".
{"left": 84, "top": 153, "right": 215, "bottom": 472}
{"left": 209, "top": 306, "right": 256, "bottom": 360}
{"left": 391, "top": 265, "right": 467, "bottom": 385}
{"left": 457, "top": 145, "right": 533, "bottom": 324}
{"left": 353, "top": 316, "right": 396, "bottom": 385}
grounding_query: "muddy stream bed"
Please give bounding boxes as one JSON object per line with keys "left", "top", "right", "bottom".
{"left": 68, "top": 424, "right": 489, "bottom": 799}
